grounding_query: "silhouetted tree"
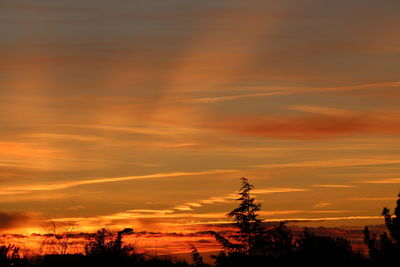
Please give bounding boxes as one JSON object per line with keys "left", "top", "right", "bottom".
{"left": 189, "top": 244, "right": 206, "bottom": 267}
{"left": 0, "top": 245, "right": 29, "bottom": 267}
{"left": 227, "top": 177, "right": 265, "bottom": 254}
{"left": 85, "top": 228, "right": 134, "bottom": 257}
{"left": 85, "top": 228, "right": 135, "bottom": 267}
{"left": 296, "top": 228, "right": 364, "bottom": 267}
{"left": 208, "top": 177, "right": 293, "bottom": 266}
{"left": 382, "top": 193, "right": 400, "bottom": 244}
{"left": 364, "top": 192, "right": 400, "bottom": 266}
{"left": 39, "top": 221, "right": 76, "bottom": 255}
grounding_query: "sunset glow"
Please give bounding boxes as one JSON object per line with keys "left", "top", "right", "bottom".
{"left": 1, "top": 0, "right": 400, "bottom": 256}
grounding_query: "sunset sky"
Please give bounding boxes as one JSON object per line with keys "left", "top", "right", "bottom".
{"left": 1, "top": 0, "right": 400, "bottom": 237}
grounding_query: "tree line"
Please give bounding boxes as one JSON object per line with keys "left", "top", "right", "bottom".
{"left": 1, "top": 177, "right": 399, "bottom": 267}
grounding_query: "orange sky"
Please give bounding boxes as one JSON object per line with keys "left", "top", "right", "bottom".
{"left": 1, "top": 0, "right": 400, "bottom": 240}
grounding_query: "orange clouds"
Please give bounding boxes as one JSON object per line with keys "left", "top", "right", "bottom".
{"left": 0, "top": 169, "right": 238, "bottom": 195}
{"left": 0, "top": 141, "right": 67, "bottom": 170}
{"left": 211, "top": 112, "right": 400, "bottom": 139}
{"left": 0, "top": 141, "right": 60, "bottom": 159}
{"left": 0, "top": 211, "right": 37, "bottom": 231}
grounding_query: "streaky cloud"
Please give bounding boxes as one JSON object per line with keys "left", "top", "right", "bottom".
{"left": 358, "top": 177, "right": 400, "bottom": 184}
{"left": 251, "top": 158, "right": 400, "bottom": 169}
{"left": 0, "top": 169, "right": 238, "bottom": 195}
{"left": 313, "top": 184, "right": 357, "bottom": 188}
{"left": 190, "top": 91, "right": 289, "bottom": 103}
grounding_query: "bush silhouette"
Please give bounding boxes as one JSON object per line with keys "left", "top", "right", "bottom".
{"left": 295, "top": 228, "right": 365, "bottom": 267}
{"left": 0, "top": 245, "right": 30, "bottom": 267}
{"left": 364, "top": 193, "right": 400, "bottom": 266}
{"left": 85, "top": 228, "right": 136, "bottom": 267}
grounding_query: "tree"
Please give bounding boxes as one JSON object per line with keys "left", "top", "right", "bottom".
{"left": 382, "top": 193, "right": 400, "bottom": 244}
{"left": 208, "top": 177, "right": 293, "bottom": 266}
{"left": 227, "top": 177, "right": 264, "bottom": 255}
{"left": 39, "top": 221, "right": 76, "bottom": 255}
{"left": 364, "top": 192, "right": 400, "bottom": 266}
{"left": 85, "top": 228, "right": 135, "bottom": 258}
{"left": 296, "top": 228, "right": 363, "bottom": 267}
{"left": 0, "top": 245, "right": 21, "bottom": 267}
{"left": 189, "top": 244, "right": 206, "bottom": 267}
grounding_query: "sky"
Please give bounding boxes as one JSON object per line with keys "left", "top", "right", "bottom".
{"left": 1, "top": 0, "right": 400, "bottom": 237}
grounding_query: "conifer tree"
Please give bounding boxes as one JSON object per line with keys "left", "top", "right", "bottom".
{"left": 364, "top": 192, "right": 400, "bottom": 265}
{"left": 208, "top": 177, "right": 292, "bottom": 258}
{"left": 227, "top": 177, "right": 264, "bottom": 255}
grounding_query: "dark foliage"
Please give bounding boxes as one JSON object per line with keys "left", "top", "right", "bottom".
{"left": 0, "top": 245, "right": 31, "bottom": 267}
{"left": 84, "top": 228, "right": 138, "bottom": 267}
{"left": 364, "top": 193, "right": 400, "bottom": 266}
{"left": 295, "top": 228, "right": 367, "bottom": 267}
{"left": 189, "top": 244, "right": 209, "bottom": 267}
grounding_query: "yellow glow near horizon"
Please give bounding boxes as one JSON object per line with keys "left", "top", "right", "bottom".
{"left": 0, "top": 0, "right": 400, "bottom": 238}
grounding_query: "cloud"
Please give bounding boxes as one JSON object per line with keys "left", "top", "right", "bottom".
{"left": 0, "top": 141, "right": 66, "bottom": 170}
{"left": 185, "top": 202, "right": 203, "bottom": 208}
{"left": 259, "top": 210, "right": 350, "bottom": 217}
{"left": 190, "top": 91, "right": 289, "bottom": 103}
{"left": 252, "top": 188, "right": 309, "bottom": 194}
{"left": 47, "top": 186, "right": 309, "bottom": 230}
{"left": 287, "top": 105, "right": 357, "bottom": 117}
{"left": 68, "top": 124, "right": 198, "bottom": 136}
{"left": 211, "top": 110, "right": 400, "bottom": 139}
{"left": 0, "top": 169, "right": 238, "bottom": 195}
{"left": 313, "top": 202, "right": 332, "bottom": 209}
{"left": 186, "top": 81, "right": 400, "bottom": 104}
{"left": 173, "top": 206, "right": 194, "bottom": 211}
{"left": 171, "top": 187, "right": 308, "bottom": 212}
{"left": 306, "top": 81, "right": 400, "bottom": 93}
{"left": 261, "top": 216, "right": 383, "bottom": 223}
{"left": 313, "top": 185, "right": 357, "bottom": 188}
{"left": 252, "top": 158, "right": 400, "bottom": 169}
{"left": 358, "top": 178, "right": 400, "bottom": 184}
{"left": 349, "top": 197, "right": 394, "bottom": 201}
{"left": 48, "top": 209, "right": 378, "bottom": 234}
{"left": 0, "top": 211, "right": 34, "bottom": 230}
{"left": 126, "top": 209, "right": 174, "bottom": 214}
{"left": 30, "top": 133, "right": 101, "bottom": 142}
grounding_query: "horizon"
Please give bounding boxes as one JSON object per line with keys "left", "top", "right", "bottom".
{"left": 1, "top": 0, "right": 400, "bottom": 257}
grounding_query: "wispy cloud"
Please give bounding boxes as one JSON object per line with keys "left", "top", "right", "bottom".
{"left": 190, "top": 91, "right": 289, "bottom": 103}
{"left": 170, "top": 187, "right": 309, "bottom": 212}
{"left": 211, "top": 110, "right": 400, "bottom": 139}
{"left": 358, "top": 178, "right": 400, "bottom": 184}
{"left": 313, "top": 185, "right": 357, "bottom": 188}
{"left": 67, "top": 124, "right": 199, "bottom": 136}
{"left": 29, "top": 133, "right": 101, "bottom": 142}
{"left": 188, "top": 81, "right": 400, "bottom": 103}
{"left": 0, "top": 169, "right": 237, "bottom": 195}
{"left": 252, "top": 188, "right": 309, "bottom": 194}
{"left": 313, "top": 202, "right": 332, "bottom": 209}
{"left": 287, "top": 105, "right": 357, "bottom": 117}
{"left": 173, "top": 206, "right": 194, "bottom": 211}
{"left": 349, "top": 197, "right": 394, "bottom": 201}
{"left": 252, "top": 158, "right": 400, "bottom": 169}
{"left": 261, "top": 216, "right": 383, "bottom": 223}
{"left": 259, "top": 210, "right": 351, "bottom": 217}
{"left": 307, "top": 81, "right": 400, "bottom": 93}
